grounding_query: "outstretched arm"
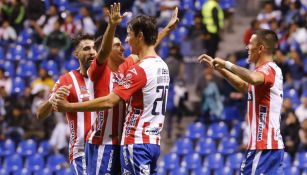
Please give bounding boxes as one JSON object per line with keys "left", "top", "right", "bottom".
{"left": 198, "top": 54, "right": 249, "bottom": 93}
{"left": 155, "top": 7, "right": 179, "bottom": 48}
{"left": 96, "top": 3, "right": 127, "bottom": 64}
{"left": 52, "top": 92, "right": 121, "bottom": 112}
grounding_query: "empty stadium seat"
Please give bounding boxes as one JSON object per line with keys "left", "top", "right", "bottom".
{"left": 6, "top": 45, "right": 27, "bottom": 61}
{"left": 285, "top": 166, "right": 300, "bottom": 175}
{"left": 173, "top": 137, "right": 193, "bottom": 156}
{"left": 226, "top": 152, "right": 244, "bottom": 170}
{"left": 0, "top": 169, "right": 8, "bottom": 175}
{"left": 56, "top": 166, "right": 75, "bottom": 175}
{"left": 46, "top": 154, "right": 66, "bottom": 172}
{"left": 17, "top": 28, "right": 33, "bottom": 46}
{"left": 294, "top": 152, "right": 307, "bottom": 169}
{"left": 64, "top": 58, "right": 79, "bottom": 71}
{"left": 194, "top": 0, "right": 207, "bottom": 10}
{"left": 207, "top": 122, "right": 229, "bottom": 139}
{"left": 14, "top": 168, "right": 31, "bottom": 175}
{"left": 193, "top": 167, "right": 210, "bottom": 175}
{"left": 34, "top": 168, "right": 52, "bottom": 175}
{"left": 170, "top": 167, "right": 188, "bottom": 175}
{"left": 218, "top": 137, "right": 239, "bottom": 155}
{"left": 12, "top": 77, "right": 26, "bottom": 95}
{"left": 0, "top": 139, "right": 16, "bottom": 156}
{"left": 185, "top": 122, "right": 206, "bottom": 140}
{"left": 195, "top": 137, "right": 216, "bottom": 156}
{"left": 205, "top": 153, "right": 224, "bottom": 170}
{"left": 0, "top": 47, "right": 4, "bottom": 60}
{"left": 283, "top": 152, "right": 292, "bottom": 168}
{"left": 284, "top": 89, "right": 301, "bottom": 108}
{"left": 17, "top": 139, "right": 37, "bottom": 157}
{"left": 3, "top": 60, "right": 15, "bottom": 78}
{"left": 3, "top": 154, "right": 23, "bottom": 173}
{"left": 37, "top": 140, "right": 52, "bottom": 157}
{"left": 157, "top": 166, "right": 166, "bottom": 175}
{"left": 180, "top": 0, "right": 194, "bottom": 10}
{"left": 28, "top": 44, "right": 48, "bottom": 61}
{"left": 25, "top": 154, "right": 44, "bottom": 172}
{"left": 16, "top": 61, "right": 37, "bottom": 78}
{"left": 182, "top": 153, "right": 202, "bottom": 170}
{"left": 181, "top": 11, "right": 195, "bottom": 26}
{"left": 214, "top": 166, "right": 233, "bottom": 175}
{"left": 161, "top": 153, "right": 180, "bottom": 171}
{"left": 41, "top": 60, "right": 60, "bottom": 77}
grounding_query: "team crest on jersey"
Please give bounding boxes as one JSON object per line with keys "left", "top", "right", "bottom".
{"left": 114, "top": 72, "right": 133, "bottom": 89}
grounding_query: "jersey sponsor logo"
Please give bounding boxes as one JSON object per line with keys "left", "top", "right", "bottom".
{"left": 145, "top": 126, "right": 162, "bottom": 136}
{"left": 128, "top": 68, "right": 137, "bottom": 75}
{"left": 107, "top": 150, "right": 114, "bottom": 171}
{"left": 274, "top": 128, "right": 282, "bottom": 141}
{"left": 140, "top": 164, "right": 150, "bottom": 175}
{"left": 247, "top": 91, "right": 253, "bottom": 101}
{"left": 69, "top": 121, "right": 75, "bottom": 145}
{"left": 79, "top": 86, "right": 90, "bottom": 101}
{"left": 257, "top": 105, "right": 267, "bottom": 141}
{"left": 94, "top": 111, "right": 104, "bottom": 137}
{"left": 125, "top": 110, "right": 141, "bottom": 136}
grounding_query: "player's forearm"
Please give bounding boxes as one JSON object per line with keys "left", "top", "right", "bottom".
{"left": 231, "top": 65, "right": 264, "bottom": 85}
{"left": 66, "top": 96, "right": 114, "bottom": 112}
{"left": 96, "top": 24, "right": 117, "bottom": 64}
{"left": 36, "top": 101, "right": 53, "bottom": 120}
{"left": 217, "top": 68, "right": 248, "bottom": 93}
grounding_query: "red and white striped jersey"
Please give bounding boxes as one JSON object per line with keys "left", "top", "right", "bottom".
{"left": 113, "top": 56, "right": 170, "bottom": 145}
{"left": 247, "top": 61, "right": 284, "bottom": 150}
{"left": 85, "top": 58, "right": 128, "bottom": 145}
{"left": 50, "top": 70, "right": 96, "bottom": 162}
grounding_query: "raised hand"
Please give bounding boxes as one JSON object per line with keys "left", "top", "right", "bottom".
{"left": 108, "top": 3, "right": 128, "bottom": 26}
{"left": 212, "top": 57, "right": 226, "bottom": 69}
{"left": 198, "top": 54, "right": 214, "bottom": 68}
{"left": 166, "top": 7, "right": 179, "bottom": 30}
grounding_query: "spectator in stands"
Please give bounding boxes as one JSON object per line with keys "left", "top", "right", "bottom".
{"left": 95, "top": 6, "right": 109, "bottom": 38}
{"left": 221, "top": 0, "right": 236, "bottom": 33}
{"left": 284, "top": 72, "right": 295, "bottom": 91}
{"left": 1, "top": 0, "right": 26, "bottom": 33}
{"left": 202, "top": 0, "right": 224, "bottom": 57}
{"left": 299, "top": 119, "right": 307, "bottom": 152}
{"left": 281, "top": 110, "right": 300, "bottom": 159}
{"left": 282, "top": 97, "right": 294, "bottom": 114}
{"left": 31, "top": 84, "right": 48, "bottom": 114}
{"left": 32, "top": 68, "right": 55, "bottom": 91}
{"left": 0, "top": 67, "right": 12, "bottom": 95}
{"left": 197, "top": 68, "right": 223, "bottom": 123}
{"left": 284, "top": 1, "right": 302, "bottom": 26}
{"left": 158, "top": 0, "right": 179, "bottom": 26}
{"left": 243, "top": 19, "right": 260, "bottom": 46}
{"left": 79, "top": 6, "right": 96, "bottom": 35}
{"left": 256, "top": 1, "right": 281, "bottom": 29}
{"left": 165, "top": 43, "right": 184, "bottom": 83}
{"left": 26, "top": 0, "right": 45, "bottom": 21}
{"left": 275, "top": 49, "right": 289, "bottom": 77}
{"left": 295, "top": 90, "right": 307, "bottom": 123}
{"left": 0, "top": 20, "right": 17, "bottom": 43}
{"left": 286, "top": 48, "right": 304, "bottom": 88}
{"left": 287, "top": 22, "right": 307, "bottom": 54}
{"left": 61, "top": 13, "right": 81, "bottom": 38}
{"left": 132, "top": 0, "right": 157, "bottom": 17}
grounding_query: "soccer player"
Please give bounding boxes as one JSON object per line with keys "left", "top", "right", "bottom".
{"left": 36, "top": 4, "right": 122, "bottom": 174}
{"left": 198, "top": 29, "right": 284, "bottom": 174}
{"left": 53, "top": 15, "right": 171, "bottom": 174}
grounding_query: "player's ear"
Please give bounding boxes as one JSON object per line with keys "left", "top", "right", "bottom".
{"left": 73, "top": 50, "right": 78, "bottom": 58}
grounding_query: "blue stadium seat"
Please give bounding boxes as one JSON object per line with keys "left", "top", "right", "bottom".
{"left": 0, "top": 47, "right": 4, "bottom": 60}
{"left": 123, "top": 43, "right": 131, "bottom": 57}
{"left": 41, "top": 60, "right": 60, "bottom": 77}
{"left": 64, "top": 58, "right": 79, "bottom": 71}
{"left": 193, "top": 167, "right": 210, "bottom": 175}
{"left": 17, "top": 28, "right": 33, "bottom": 46}
{"left": 182, "top": 153, "right": 202, "bottom": 170}
{"left": 3, "top": 60, "right": 15, "bottom": 78}
{"left": 170, "top": 167, "right": 188, "bottom": 175}
{"left": 158, "top": 42, "right": 169, "bottom": 59}
{"left": 0, "top": 169, "right": 8, "bottom": 175}
{"left": 46, "top": 154, "right": 66, "bottom": 172}
{"left": 229, "top": 122, "right": 242, "bottom": 138}
{"left": 169, "top": 26, "right": 188, "bottom": 43}
{"left": 56, "top": 166, "right": 75, "bottom": 175}
{"left": 283, "top": 152, "right": 292, "bottom": 168}
{"left": 214, "top": 166, "right": 233, "bottom": 175}
{"left": 194, "top": 0, "right": 207, "bottom": 10}
{"left": 16, "top": 61, "right": 37, "bottom": 78}
{"left": 17, "top": 139, "right": 37, "bottom": 157}
{"left": 180, "top": 0, "right": 194, "bottom": 10}
{"left": 219, "top": 0, "right": 236, "bottom": 9}
{"left": 157, "top": 166, "right": 166, "bottom": 175}
{"left": 185, "top": 122, "right": 206, "bottom": 140}
{"left": 173, "top": 138, "right": 193, "bottom": 156}
{"left": 195, "top": 137, "right": 216, "bottom": 156}
{"left": 222, "top": 106, "right": 241, "bottom": 121}
{"left": 161, "top": 153, "right": 180, "bottom": 171}
{"left": 28, "top": 44, "right": 48, "bottom": 61}
{"left": 181, "top": 11, "right": 195, "bottom": 26}
{"left": 226, "top": 152, "right": 244, "bottom": 170}
{"left": 25, "top": 154, "right": 44, "bottom": 173}
{"left": 304, "top": 58, "right": 307, "bottom": 73}
{"left": 53, "top": 0, "right": 68, "bottom": 11}
{"left": 0, "top": 139, "right": 16, "bottom": 156}
{"left": 294, "top": 152, "right": 307, "bottom": 169}
{"left": 14, "top": 168, "right": 31, "bottom": 175}
{"left": 207, "top": 122, "right": 229, "bottom": 139}
{"left": 3, "top": 154, "right": 23, "bottom": 173}
{"left": 37, "top": 140, "right": 52, "bottom": 157}
{"left": 6, "top": 45, "right": 27, "bottom": 61}
{"left": 285, "top": 166, "right": 300, "bottom": 175}
{"left": 205, "top": 153, "right": 224, "bottom": 170}
{"left": 218, "top": 137, "right": 238, "bottom": 155}
{"left": 12, "top": 77, "right": 26, "bottom": 95}
{"left": 34, "top": 168, "right": 52, "bottom": 175}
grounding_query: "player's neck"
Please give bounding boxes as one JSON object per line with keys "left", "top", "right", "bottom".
{"left": 138, "top": 45, "right": 157, "bottom": 60}
{"left": 79, "top": 66, "right": 88, "bottom": 77}
{"left": 256, "top": 55, "right": 273, "bottom": 67}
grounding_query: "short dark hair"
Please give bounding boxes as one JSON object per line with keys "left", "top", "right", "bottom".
{"left": 128, "top": 15, "right": 158, "bottom": 45}
{"left": 255, "top": 29, "right": 278, "bottom": 54}
{"left": 71, "top": 34, "right": 95, "bottom": 50}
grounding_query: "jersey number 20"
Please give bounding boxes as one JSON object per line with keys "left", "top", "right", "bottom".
{"left": 152, "top": 85, "right": 169, "bottom": 115}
